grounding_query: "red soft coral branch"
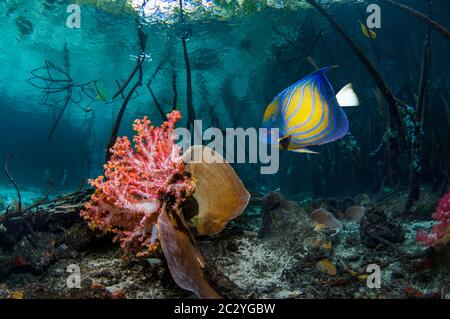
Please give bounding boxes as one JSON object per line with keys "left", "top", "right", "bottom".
{"left": 81, "top": 111, "right": 195, "bottom": 257}
{"left": 417, "top": 188, "right": 450, "bottom": 247}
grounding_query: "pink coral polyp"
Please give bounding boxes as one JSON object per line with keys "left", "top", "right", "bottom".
{"left": 417, "top": 188, "right": 450, "bottom": 247}
{"left": 81, "top": 111, "right": 195, "bottom": 257}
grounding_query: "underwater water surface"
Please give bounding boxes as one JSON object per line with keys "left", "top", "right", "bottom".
{"left": 0, "top": 0, "right": 449, "bottom": 301}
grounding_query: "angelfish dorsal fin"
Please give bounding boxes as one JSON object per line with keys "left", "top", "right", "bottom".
{"left": 336, "top": 83, "right": 360, "bottom": 107}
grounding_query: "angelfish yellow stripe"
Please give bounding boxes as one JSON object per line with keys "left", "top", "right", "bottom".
{"left": 286, "top": 83, "right": 329, "bottom": 139}
{"left": 285, "top": 83, "right": 313, "bottom": 129}
{"left": 282, "top": 86, "right": 299, "bottom": 121}
{"left": 298, "top": 91, "right": 331, "bottom": 140}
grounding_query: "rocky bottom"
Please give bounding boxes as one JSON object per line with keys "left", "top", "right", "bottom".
{"left": 0, "top": 189, "right": 449, "bottom": 299}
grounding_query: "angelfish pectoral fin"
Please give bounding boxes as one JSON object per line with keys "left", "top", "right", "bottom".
{"left": 278, "top": 135, "right": 292, "bottom": 150}
{"left": 336, "top": 83, "right": 360, "bottom": 107}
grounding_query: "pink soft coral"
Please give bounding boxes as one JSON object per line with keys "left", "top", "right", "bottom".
{"left": 417, "top": 188, "right": 450, "bottom": 247}
{"left": 81, "top": 111, "right": 195, "bottom": 257}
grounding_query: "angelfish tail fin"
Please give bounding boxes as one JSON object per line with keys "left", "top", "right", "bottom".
{"left": 336, "top": 83, "right": 360, "bottom": 107}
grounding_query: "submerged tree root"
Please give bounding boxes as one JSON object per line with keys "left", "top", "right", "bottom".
{"left": 3, "top": 155, "right": 21, "bottom": 213}
{"left": 382, "top": 0, "right": 450, "bottom": 42}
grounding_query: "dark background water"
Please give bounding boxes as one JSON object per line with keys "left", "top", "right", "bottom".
{"left": 0, "top": 0, "right": 449, "bottom": 201}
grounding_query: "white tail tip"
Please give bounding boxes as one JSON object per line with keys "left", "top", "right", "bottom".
{"left": 336, "top": 83, "right": 360, "bottom": 107}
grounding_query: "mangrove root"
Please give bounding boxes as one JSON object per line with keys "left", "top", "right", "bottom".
{"left": 3, "top": 154, "right": 22, "bottom": 213}
{"left": 305, "top": 0, "right": 406, "bottom": 150}
{"left": 405, "top": 2, "right": 432, "bottom": 213}
{"left": 106, "top": 60, "right": 143, "bottom": 163}
{"left": 382, "top": 0, "right": 450, "bottom": 42}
